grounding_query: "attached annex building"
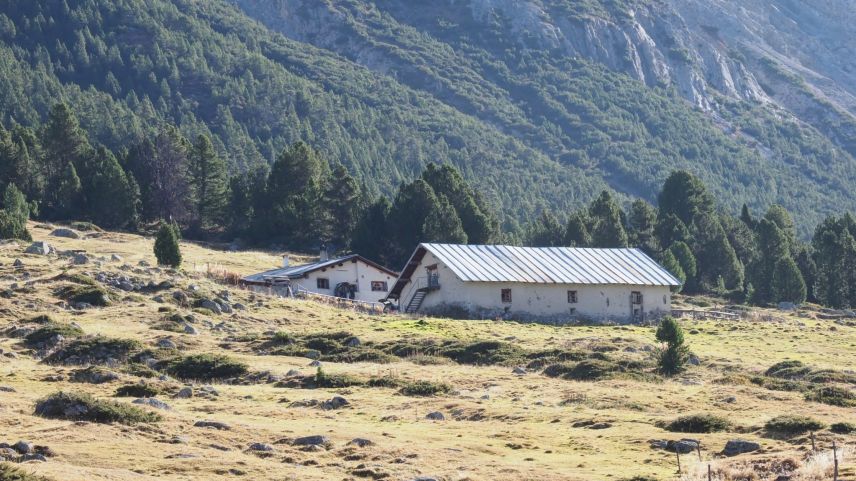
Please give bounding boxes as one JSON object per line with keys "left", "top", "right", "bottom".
{"left": 242, "top": 254, "right": 399, "bottom": 303}
{"left": 386, "top": 244, "right": 681, "bottom": 323}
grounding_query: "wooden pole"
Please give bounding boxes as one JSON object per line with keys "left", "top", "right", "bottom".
{"left": 810, "top": 431, "right": 817, "bottom": 452}
{"left": 833, "top": 440, "right": 839, "bottom": 481}
{"left": 697, "top": 442, "right": 702, "bottom": 462}
{"left": 676, "top": 450, "right": 682, "bottom": 475}
{"left": 708, "top": 464, "right": 712, "bottom": 481}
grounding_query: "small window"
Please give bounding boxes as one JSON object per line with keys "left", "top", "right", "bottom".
{"left": 663, "top": 295, "right": 667, "bottom": 305}
{"left": 567, "top": 290, "right": 578, "bottom": 304}
{"left": 569, "top": 307, "right": 577, "bottom": 316}
{"left": 316, "top": 278, "right": 330, "bottom": 289}
{"left": 501, "top": 288, "right": 512, "bottom": 303}
{"left": 631, "top": 291, "right": 643, "bottom": 304}
{"left": 371, "top": 281, "right": 388, "bottom": 292}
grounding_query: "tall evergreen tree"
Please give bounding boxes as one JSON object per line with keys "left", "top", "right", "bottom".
{"left": 739, "top": 203, "right": 755, "bottom": 229}
{"left": 564, "top": 212, "right": 591, "bottom": 247}
{"left": 421, "top": 163, "right": 497, "bottom": 243}
{"left": 422, "top": 194, "right": 467, "bottom": 244}
{"left": 627, "top": 199, "right": 658, "bottom": 254}
{"left": 588, "top": 190, "right": 627, "bottom": 248}
{"left": 771, "top": 256, "right": 807, "bottom": 304}
{"left": 692, "top": 212, "right": 743, "bottom": 291}
{"left": 525, "top": 211, "right": 564, "bottom": 247}
{"left": 154, "top": 221, "right": 182, "bottom": 267}
{"left": 323, "top": 163, "right": 361, "bottom": 249}
{"left": 189, "top": 134, "right": 229, "bottom": 231}
{"left": 660, "top": 250, "right": 685, "bottom": 293}
{"left": 128, "top": 127, "right": 193, "bottom": 223}
{"left": 351, "top": 197, "right": 392, "bottom": 265}
{"left": 657, "top": 170, "right": 714, "bottom": 227}
{"left": 83, "top": 147, "right": 137, "bottom": 228}
{"left": 655, "top": 213, "right": 689, "bottom": 249}
{"left": 41, "top": 103, "right": 90, "bottom": 213}
{"left": 55, "top": 162, "right": 82, "bottom": 220}
{"left": 669, "top": 241, "right": 697, "bottom": 290}
{"left": 750, "top": 219, "right": 791, "bottom": 304}
{"left": 0, "top": 183, "right": 31, "bottom": 240}
{"left": 386, "top": 179, "right": 441, "bottom": 265}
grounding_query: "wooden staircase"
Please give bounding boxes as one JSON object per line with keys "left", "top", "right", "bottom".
{"left": 405, "top": 288, "right": 428, "bottom": 313}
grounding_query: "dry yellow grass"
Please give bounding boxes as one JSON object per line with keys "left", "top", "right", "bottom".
{"left": 0, "top": 222, "right": 853, "bottom": 481}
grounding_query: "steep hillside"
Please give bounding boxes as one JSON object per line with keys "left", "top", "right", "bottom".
{"left": 0, "top": 224, "right": 854, "bottom": 480}
{"left": 234, "top": 0, "right": 856, "bottom": 232}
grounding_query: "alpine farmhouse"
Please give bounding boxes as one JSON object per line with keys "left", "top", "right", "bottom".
{"left": 385, "top": 244, "right": 681, "bottom": 323}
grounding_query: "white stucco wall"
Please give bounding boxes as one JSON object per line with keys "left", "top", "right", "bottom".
{"left": 248, "top": 259, "right": 395, "bottom": 303}
{"left": 402, "top": 252, "right": 672, "bottom": 322}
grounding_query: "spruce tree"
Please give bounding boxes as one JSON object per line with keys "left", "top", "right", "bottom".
{"left": 386, "top": 179, "right": 440, "bottom": 265}
{"left": 154, "top": 221, "right": 182, "bottom": 267}
{"left": 0, "top": 183, "right": 31, "bottom": 240}
{"left": 422, "top": 194, "right": 468, "bottom": 244}
{"left": 655, "top": 213, "right": 689, "bottom": 248}
{"left": 657, "top": 170, "right": 714, "bottom": 227}
{"left": 627, "top": 199, "right": 659, "bottom": 254}
{"left": 564, "top": 212, "right": 591, "bottom": 247}
{"left": 771, "top": 256, "right": 807, "bottom": 304}
{"left": 692, "top": 212, "right": 743, "bottom": 291}
{"left": 83, "top": 147, "right": 137, "bottom": 228}
{"left": 421, "top": 163, "right": 498, "bottom": 243}
{"left": 669, "top": 241, "right": 697, "bottom": 281}
{"left": 189, "top": 134, "right": 229, "bottom": 231}
{"left": 351, "top": 197, "right": 391, "bottom": 265}
{"left": 41, "top": 103, "right": 89, "bottom": 186}
{"left": 660, "top": 250, "right": 685, "bottom": 293}
{"left": 588, "top": 190, "right": 628, "bottom": 248}
{"left": 323, "top": 163, "right": 361, "bottom": 249}
{"left": 739, "top": 204, "right": 755, "bottom": 229}
{"left": 525, "top": 211, "right": 565, "bottom": 247}
{"left": 655, "top": 317, "right": 690, "bottom": 376}
{"left": 750, "top": 219, "right": 791, "bottom": 304}
{"left": 55, "top": 162, "right": 82, "bottom": 220}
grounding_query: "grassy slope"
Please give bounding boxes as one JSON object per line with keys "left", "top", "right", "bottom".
{"left": 0, "top": 224, "right": 853, "bottom": 480}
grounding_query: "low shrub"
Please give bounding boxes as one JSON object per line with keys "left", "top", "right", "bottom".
{"left": 58, "top": 284, "right": 110, "bottom": 306}
{"left": 24, "top": 323, "right": 84, "bottom": 346}
{"left": 366, "top": 375, "right": 403, "bottom": 388}
{"left": 322, "top": 348, "right": 396, "bottom": 364}
{"left": 44, "top": 337, "right": 142, "bottom": 365}
{"left": 165, "top": 354, "right": 248, "bottom": 381}
{"left": 665, "top": 414, "right": 730, "bottom": 433}
{"left": 34, "top": 391, "right": 161, "bottom": 424}
{"left": 115, "top": 384, "right": 161, "bottom": 398}
{"left": 765, "top": 415, "right": 825, "bottom": 435}
{"left": 313, "top": 367, "right": 364, "bottom": 388}
{"left": 61, "top": 273, "right": 99, "bottom": 286}
{"left": 805, "top": 386, "right": 856, "bottom": 407}
{"left": 750, "top": 376, "right": 808, "bottom": 393}
{"left": 0, "top": 463, "right": 55, "bottom": 481}
{"left": 398, "top": 380, "right": 452, "bottom": 397}
{"left": 270, "top": 331, "right": 294, "bottom": 345}
{"left": 830, "top": 422, "right": 855, "bottom": 434}
{"left": 440, "top": 340, "right": 527, "bottom": 366}
{"left": 542, "top": 359, "right": 648, "bottom": 381}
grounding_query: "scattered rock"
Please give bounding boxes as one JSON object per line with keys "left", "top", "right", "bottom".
{"left": 13, "top": 259, "right": 23, "bottom": 267}
{"left": 723, "top": 439, "right": 761, "bottom": 456}
{"left": 348, "top": 438, "right": 374, "bottom": 447}
{"left": 165, "top": 453, "right": 197, "bottom": 459}
{"left": 173, "top": 387, "right": 193, "bottom": 399}
{"left": 512, "top": 367, "right": 527, "bottom": 375}
{"left": 665, "top": 439, "right": 698, "bottom": 454}
{"left": 320, "top": 396, "right": 349, "bottom": 410}
{"left": 156, "top": 338, "right": 177, "bottom": 349}
{"left": 233, "top": 303, "right": 247, "bottom": 311}
{"left": 425, "top": 412, "right": 445, "bottom": 421}
{"left": 25, "top": 241, "right": 53, "bottom": 255}
{"left": 308, "top": 360, "right": 322, "bottom": 367}
{"left": 247, "top": 443, "right": 274, "bottom": 452}
{"left": 194, "top": 420, "right": 231, "bottom": 430}
{"left": 111, "top": 254, "right": 123, "bottom": 262}
{"left": 286, "top": 369, "right": 300, "bottom": 377}
{"left": 198, "top": 299, "right": 222, "bottom": 314}
{"left": 72, "top": 253, "right": 90, "bottom": 265}
{"left": 138, "top": 260, "right": 151, "bottom": 267}
{"left": 183, "top": 323, "right": 198, "bottom": 335}
{"left": 345, "top": 336, "right": 361, "bottom": 347}
{"left": 292, "top": 435, "right": 329, "bottom": 447}
{"left": 13, "top": 441, "right": 33, "bottom": 454}
{"left": 172, "top": 291, "right": 188, "bottom": 303}
{"left": 51, "top": 228, "right": 80, "bottom": 239}
{"left": 688, "top": 354, "right": 700, "bottom": 366}
{"left": 133, "top": 398, "right": 171, "bottom": 410}
{"left": 0, "top": 386, "right": 16, "bottom": 392}
{"left": 71, "top": 367, "right": 120, "bottom": 384}
{"left": 722, "top": 396, "right": 737, "bottom": 403}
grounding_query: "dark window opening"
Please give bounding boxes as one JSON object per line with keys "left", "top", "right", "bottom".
{"left": 371, "top": 281, "right": 388, "bottom": 292}
{"left": 317, "top": 278, "right": 330, "bottom": 289}
{"left": 631, "top": 291, "right": 643, "bottom": 304}
{"left": 501, "top": 289, "right": 512, "bottom": 303}
{"left": 567, "top": 290, "right": 578, "bottom": 303}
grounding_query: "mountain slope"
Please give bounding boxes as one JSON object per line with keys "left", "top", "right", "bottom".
{"left": 0, "top": 0, "right": 854, "bottom": 232}
{"left": 234, "top": 0, "right": 856, "bottom": 233}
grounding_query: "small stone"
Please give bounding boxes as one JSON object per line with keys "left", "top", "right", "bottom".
{"left": 512, "top": 367, "right": 527, "bottom": 375}
{"left": 20, "top": 453, "right": 47, "bottom": 462}
{"left": 138, "top": 260, "right": 151, "bottom": 267}
{"left": 233, "top": 303, "right": 247, "bottom": 311}
{"left": 156, "top": 338, "right": 177, "bottom": 349}
{"left": 425, "top": 411, "right": 445, "bottom": 421}
{"left": 248, "top": 443, "right": 273, "bottom": 452}
{"left": 348, "top": 438, "right": 373, "bottom": 447}
{"left": 320, "top": 396, "right": 349, "bottom": 410}
{"left": 111, "top": 254, "right": 123, "bottom": 262}
{"left": 172, "top": 291, "right": 188, "bottom": 303}
{"left": 25, "top": 241, "right": 54, "bottom": 255}
{"left": 286, "top": 369, "right": 300, "bottom": 377}
{"left": 51, "top": 228, "right": 80, "bottom": 239}
{"left": 13, "top": 441, "right": 33, "bottom": 454}
{"left": 174, "top": 387, "right": 193, "bottom": 399}
{"left": 723, "top": 439, "right": 761, "bottom": 456}
{"left": 665, "top": 440, "right": 697, "bottom": 454}
{"left": 153, "top": 295, "right": 165, "bottom": 303}
{"left": 292, "top": 435, "right": 329, "bottom": 447}
{"left": 688, "top": 354, "right": 700, "bottom": 366}
{"left": 198, "top": 299, "right": 222, "bottom": 314}
{"left": 72, "top": 253, "right": 89, "bottom": 265}
{"left": 0, "top": 386, "right": 16, "bottom": 392}
{"left": 308, "top": 360, "right": 321, "bottom": 367}
{"left": 194, "top": 420, "right": 231, "bottom": 430}
{"left": 133, "top": 398, "right": 171, "bottom": 410}
{"left": 13, "top": 259, "right": 23, "bottom": 267}
{"left": 183, "top": 323, "right": 198, "bottom": 335}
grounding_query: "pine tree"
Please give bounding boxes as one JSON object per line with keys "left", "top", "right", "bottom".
{"left": 627, "top": 199, "right": 659, "bottom": 254}
{"left": 55, "top": 162, "right": 82, "bottom": 220}
{"left": 83, "top": 147, "right": 137, "bottom": 228}
{"left": 525, "top": 211, "right": 564, "bottom": 247}
{"left": 421, "top": 163, "right": 497, "bottom": 243}
{"left": 669, "top": 241, "right": 697, "bottom": 281}
{"left": 323, "top": 163, "right": 361, "bottom": 249}
{"left": 189, "top": 134, "right": 229, "bottom": 231}
{"left": 771, "top": 256, "right": 807, "bottom": 304}
{"left": 564, "top": 212, "right": 591, "bottom": 247}
{"left": 763, "top": 204, "right": 797, "bottom": 254}
{"left": 588, "top": 190, "right": 627, "bottom": 248}
{"left": 660, "top": 250, "right": 685, "bottom": 293}
{"left": 422, "top": 194, "right": 467, "bottom": 244}
{"left": 154, "top": 221, "right": 181, "bottom": 267}
{"left": 655, "top": 317, "right": 690, "bottom": 376}
{"left": 655, "top": 213, "right": 689, "bottom": 248}
{"left": 41, "top": 103, "right": 90, "bottom": 213}
{"left": 0, "top": 183, "right": 31, "bottom": 241}
{"left": 750, "top": 219, "right": 791, "bottom": 304}
{"left": 386, "top": 179, "right": 441, "bottom": 265}
{"left": 693, "top": 212, "right": 743, "bottom": 291}
{"left": 739, "top": 203, "right": 755, "bottom": 229}
{"left": 657, "top": 170, "right": 714, "bottom": 227}
{"left": 351, "top": 197, "right": 391, "bottom": 265}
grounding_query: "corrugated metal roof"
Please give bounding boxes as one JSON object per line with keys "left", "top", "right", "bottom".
{"left": 243, "top": 254, "right": 398, "bottom": 283}
{"left": 420, "top": 244, "right": 681, "bottom": 286}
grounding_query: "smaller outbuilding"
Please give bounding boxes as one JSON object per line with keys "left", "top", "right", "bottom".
{"left": 386, "top": 244, "right": 681, "bottom": 323}
{"left": 242, "top": 253, "right": 398, "bottom": 303}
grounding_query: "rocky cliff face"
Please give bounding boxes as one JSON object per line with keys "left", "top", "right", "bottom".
{"left": 233, "top": 0, "right": 856, "bottom": 151}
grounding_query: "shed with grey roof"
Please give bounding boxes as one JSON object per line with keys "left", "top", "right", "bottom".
{"left": 387, "top": 244, "right": 680, "bottom": 323}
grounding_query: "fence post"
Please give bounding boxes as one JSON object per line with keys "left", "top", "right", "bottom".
{"left": 833, "top": 440, "right": 839, "bottom": 481}
{"left": 676, "top": 450, "right": 681, "bottom": 475}
{"left": 810, "top": 431, "right": 816, "bottom": 452}
{"left": 697, "top": 442, "right": 702, "bottom": 462}
{"left": 707, "top": 464, "right": 712, "bottom": 481}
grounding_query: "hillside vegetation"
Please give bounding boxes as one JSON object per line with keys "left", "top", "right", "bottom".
{"left": 0, "top": 224, "right": 853, "bottom": 480}
{"left": 0, "top": 0, "right": 854, "bottom": 229}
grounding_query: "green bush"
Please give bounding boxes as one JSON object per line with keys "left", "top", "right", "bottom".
{"left": 750, "top": 376, "right": 808, "bottom": 393}
{"left": 398, "top": 380, "right": 452, "bottom": 397}
{"left": 313, "top": 367, "right": 364, "bottom": 388}
{"left": 61, "top": 273, "right": 99, "bottom": 286}
{"left": 440, "top": 340, "right": 527, "bottom": 366}
{"left": 165, "top": 354, "right": 248, "bottom": 381}
{"left": 0, "top": 463, "right": 54, "bottom": 481}
{"left": 765, "top": 415, "right": 825, "bottom": 435}
{"left": 655, "top": 317, "right": 689, "bottom": 376}
{"left": 34, "top": 391, "right": 160, "bottom": 424}
{"left": 24, "top": 323, "right": 84, "bottom": 346}
{"left": 322, "top": 348, "right": 396, "bottom": 364}
{"left": 805, "top": 386, "right": 856, "bottom": 407}
{"left": 665, "top": 414, "right": 730, "bottom": 433}
{"left": 114, "top": 384, "right": 161, "bottom": 398}
{"left": 58, "top": 284, "right": 110, "bottom": 306}
{"left": 830, "top": 422, "right": 856, "bottom": 434}
{"left": 270, "top": 331, "right": 294, "bottom": 345}
{"left": 366, "top": 376, "right": 403, "bottom": 388}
